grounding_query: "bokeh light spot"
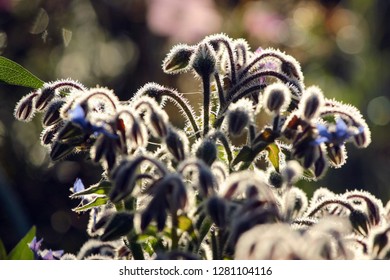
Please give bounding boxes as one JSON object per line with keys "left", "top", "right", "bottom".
{"left": 367, "top": 96, "right": 390, "bottom": 126}
{"left": 51, "top": 210, "right": 72, "bottom": 234}
{"left": 336, "top": 25, "right": 364, "bottom": 54}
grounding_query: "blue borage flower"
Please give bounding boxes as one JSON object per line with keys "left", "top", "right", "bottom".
{"left": 68, "top": 104, "right": 118, "bottom": 139}
{"left": 313, "top": 117, "right": 363, "bottom": 146}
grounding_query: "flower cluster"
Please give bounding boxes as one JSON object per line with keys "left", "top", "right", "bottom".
{"left": 13, "top": 34, "right": 390, "bottom": 260}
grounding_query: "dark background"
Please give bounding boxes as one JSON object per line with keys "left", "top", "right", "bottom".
{"left": 1, "top": 0, "right": 390, "bottom": 255}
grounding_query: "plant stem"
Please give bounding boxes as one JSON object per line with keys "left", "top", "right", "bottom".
{"left": 214, "top": 72, "right": 225, "bottom": 107}
{"left": 161, "top": 89, "right": 201, "bottom": 139}
{"left": 202, "top": 74, "right": 211, "bottom": 137}
{"left": 171, "top": 210, "right": 179, "bottom": 250}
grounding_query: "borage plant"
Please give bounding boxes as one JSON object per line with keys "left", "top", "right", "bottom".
{"left": 2, "top": 34, "right": 390, "bottom": 260}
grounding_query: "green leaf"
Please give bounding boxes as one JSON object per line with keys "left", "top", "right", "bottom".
{"left": 266, "top": 143, "right": 280, "bottom": 172}
{"left": 72, "top": 196, "right": 108, "bottom": 213}
{"left": 0, "top": 56, "right": 44, "bottom": 89}
{"left": 70, "top": 180, "right": 111, "bottom": 198}
{"left": 0, "top": 239, "right": 7, "bottom": 260}
{"left": 8, "top": 226, "right": 36, "bottom": 260}
{"left": 232, "top": 145, "right": 253, "bottom": 166}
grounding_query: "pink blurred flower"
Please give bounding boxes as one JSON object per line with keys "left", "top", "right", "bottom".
{"left": 243, "top": 2, "right": 288, "bottom": 44}
{"left": 0, "top": 0, "right": 12, "bottom": 11}
{"left": 146, "top": 0, "right": 222, "bottom": 44}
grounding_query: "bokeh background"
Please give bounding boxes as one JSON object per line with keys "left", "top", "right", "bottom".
{"left": 1, "top": 0, "right": 390, "bottom": 255}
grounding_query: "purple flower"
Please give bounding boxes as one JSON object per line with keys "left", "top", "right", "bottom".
{"left": 28, "top": 237, "right": 43, "bottom": 258}
{"left": 72, "top": 178, "right": 85, "bottom": 193}
{"left": 41, "top": 249, "right": 64, "bottom": 260}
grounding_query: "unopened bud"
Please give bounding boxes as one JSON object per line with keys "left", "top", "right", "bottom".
{"left": 263, "top": 83, "right": 291, "bottom": 114}
{"left": 281, "top": 55, "right": 303, "bottom": 81}
{"left": 14, "top": 91, "right": 38, "bottom": 122}
{"left": 35, "top": 86, "right": 55, "bottom": 111}
{"left": 165, "top": 128, "right": 187, "bottom": 162}
{"left": 192, "top": 42, "right": 217, "bottom": 77}
{"left": 40, "top": 123, "right": 62, "bottom": 146}
{"left": 227, "top": 108, "right": 250, "bottom": 137}
{"left": 109, "top": 160, "right": 138, "bottom": 203}
{"left": 268, "top": 171, "right": 283, "bottom": 189}
{"left": 326, "top": 144, "right": 346, "bottom": 168}
{"left": 349, "top": 210, "right": 370, "bottom": 236}
{"left": 100, "top": 211, "right": 134, "bottom": 242}
{"left": 206, "top": 196, "right": 227, "bottom": 228}
{"left": 50, "top": 141, "right": 75, "bottom": 161}
{"left": 281, "top": 160, "right": 303, "bottom": 185}
{"left": 42, "top": 99, "right": 65, "bottom": 126}
{"left": 300, "top": 86, "right": 324, "bottom": 120}
{"left": 314, "top": 153, "right": 328, "bottom": 178}
{"left": 195, "top": 138, "right": 217, "bottom": 166}
{"left": 149, "top": 110, "right": 168, "bottom": 138}
{"left": 163, "top": 44, "right": 195, "bottom": 74}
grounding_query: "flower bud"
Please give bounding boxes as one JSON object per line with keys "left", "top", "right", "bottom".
{"left": 50, "top": 141, "right": 75, "bottom": 161}
{"left": 198, "top": 166, "right": 216, "bottom": 197}
{"left": 371, "top": 227, "right": 390, "bottom": 258}
{"left": 300, "top": 86, "right": 324, "bottom": 120}
{"left": 165, "top": 128, "right": 187, "bottom": 162}
{"left": 163, "top": 44, "right": 195, "bottom": 74}
{"left": 206, "top": 196, "right": 227, "bottom": 228}
{"left": 91, "top": 134, "right": 117, "bottom": 170}
{"left": 14, "top": 91, "right": 38, "bottom": 122}
{"left": 349, "top": 209, "right": 370, "bottom": 236}
{"left": 227, "top": 110, "right": 250, "bottom": 137}
{"left": 326, "top": 144, "right": 346, "bottom": 168}
{"left": 353, "top": 124, "right": 371, "bottom": 148}
{"left": 35, "top": 86, "right": 55, "bottom": 111}
{"left": 268, "top": 171, "right": 283, "bottom": 189}
{"left": 42, "top": 99, "right": 65, "bottom": 127}
{"left": 192, "top": 42, "right": 217, "bottom": 77}
{"left": 109, "top": 160, "right": 138, "bottom": 203}
{"left": 314, "top": 152, "right": 328, "bottom": 178}
{"left": 281, "top": 54, "right": 303, "bottom": 81}
{"left": 195, "top": 138, "right": 217, "bottom": 166}
{"left": 100, "top": 211, "right": 134, "bottom": 242}
{"left": 263, "top": 83, "right": 291, "bottom": 114}
{"left": 149, "top": 110, "right": 169, "bottom": 138}
{"left": 56, "top": 121, "right": 84, "bottom": 142}
{"left": 40, "top": 123, "right": 62, "bottom": 146}
{"left": 281, "top": 160, "right": 303, "bottom": 185}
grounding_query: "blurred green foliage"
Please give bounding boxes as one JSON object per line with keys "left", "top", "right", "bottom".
{"left": 1, "top": 0, "right": 390, "bottom": 254}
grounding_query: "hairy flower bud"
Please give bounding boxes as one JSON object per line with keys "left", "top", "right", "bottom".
{"left": 50, "top": 141, "right": 75, "bottom": 161}
{"left": 109, "top": 160, "right": 138, "bottom": 203}
{"left": 100, "top": 211, "right": 134, "bottom": 242}
{"left": 349, "top": 209, "right": 370, "bottom": 236}
{"left": 226, "top": 99, "right": 253, "bottom": 137}
{"left": 300, "top": 86, "right": 324, "bottom": 120}
{"left": 35, "top": 86, "right": 56, "bottom": 111}
{"left": 163, "top": 44, "right": 195, "bottom": 74}
{"left": 165, "top": 128, "right": 187, "bottom": 162}
{"left": 14, "top": 91, "right": 38, "bottom": 122}
{"left": 268, "top": 171, "right": 283, "bottom": 188}
{"left": 263, "top": 83, "right": 291, "bottom": 114}
{"left": 40, "top": 123, "right": 62, "bottom": 146}
{"left": 195, "top": 138, "right": 217, "bottom": 166}
{"left": 207, "top": 196, "right": 227, "bottom": 228}
{"left": 281, "top": 160, "right": 303, "bottom": 185}
{"left": 192, "top": 42, "right": 217, "bottom": 77}
{"left": 42, "top": 99, "right": 65, "bottom": 127}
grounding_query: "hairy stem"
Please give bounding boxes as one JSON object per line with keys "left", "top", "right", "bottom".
{"left": 202, "top": 74, "right": 211, "bottom": 137}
